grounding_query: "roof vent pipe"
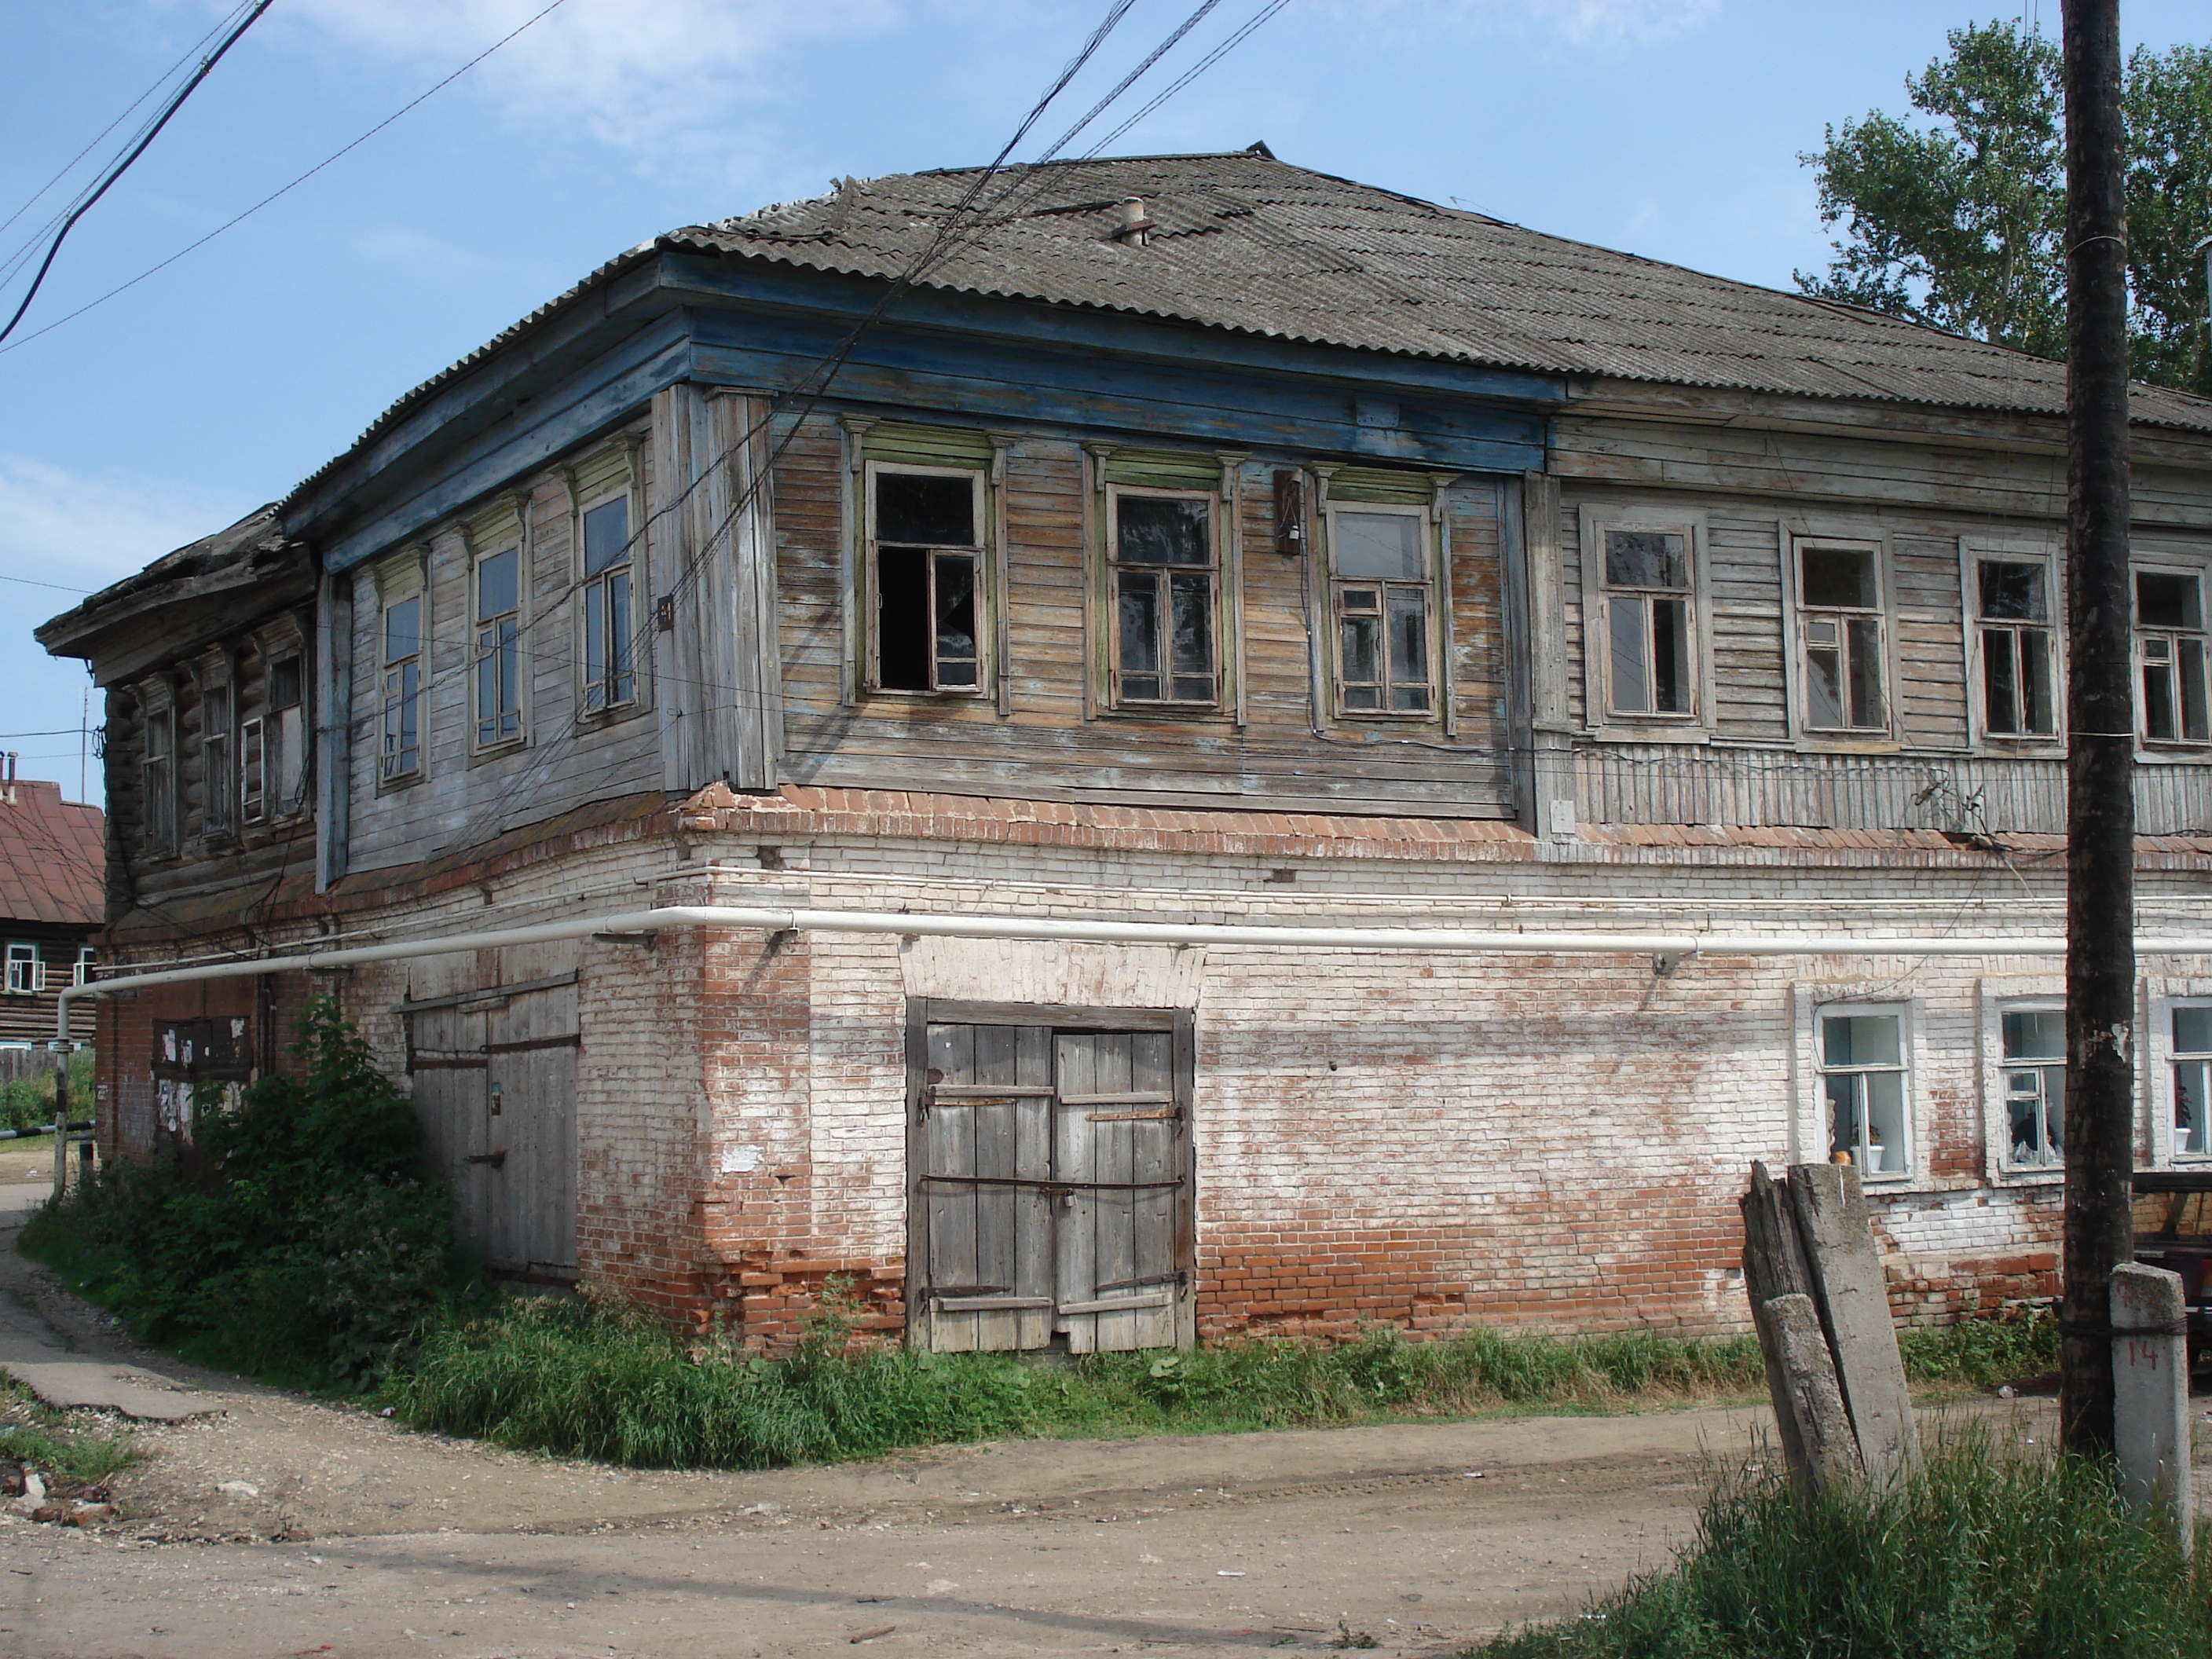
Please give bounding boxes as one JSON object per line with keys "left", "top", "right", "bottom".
{"left": 1115, "top": 196, "right": 1155, "bottom": 247}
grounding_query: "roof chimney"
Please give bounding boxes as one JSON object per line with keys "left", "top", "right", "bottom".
{"left": 1115, "top": 196, "right": 1155, "bottom": 247}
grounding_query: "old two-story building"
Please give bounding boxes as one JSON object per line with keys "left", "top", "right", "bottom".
{"left": 40, "top": 148, "right": 2212, "bottom": 1351}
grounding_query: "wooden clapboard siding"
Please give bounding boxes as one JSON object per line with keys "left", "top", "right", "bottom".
{"left": 1891, "top": 537, "right": 1970, "bottom": 750}
{"left": 1705, "top": 511, "right": 1788, "bottom": 742}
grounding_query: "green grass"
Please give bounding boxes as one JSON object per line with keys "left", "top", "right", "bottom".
{"left": 0, "top": 1375, "right": 139, "bottom": 1490}
{"left": 1477, "top": 1426, "right": 2212, "bottom": 1657}
{"left": 383, "top": 1293, "right": 2057, "bottom": 1472}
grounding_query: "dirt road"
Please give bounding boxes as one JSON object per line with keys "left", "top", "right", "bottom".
{"left": 0, "top": 1170, "right": 2031, "bottom": 1658}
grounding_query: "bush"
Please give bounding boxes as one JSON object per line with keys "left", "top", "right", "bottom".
{"left": 0, "top": 1049, "right": 92, "bottom": 1135}
{"left": 1480, "top": 1430, "right": 2212, "bottom": 1657}
{"left": 20, "top": 998, "right": 467, "bottom": 1388}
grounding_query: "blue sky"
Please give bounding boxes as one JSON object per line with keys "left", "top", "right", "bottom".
{"left": 2, "top": 0, "right": 2203, "bottom": 806}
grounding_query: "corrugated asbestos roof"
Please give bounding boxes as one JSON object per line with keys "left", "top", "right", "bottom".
{"left": 0, "top": 780, "right": 103, "bottom": 929}
{"left": 295, "top": 149, "right": 2212, "bottom": 504}
{"left": 36, "top": 504, "right": 288, "bottom": 644}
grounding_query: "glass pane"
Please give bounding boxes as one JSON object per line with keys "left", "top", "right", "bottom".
{"left": 383, "top": 596, "right": 420, "bottom": 665}
{"left": 583, "top": 498, "right": 629, "bottom": 577}
{"left": 1604, "top": 529, "right": 1686, "bottom": 590}
{"left": 1824, "top": 1013, "right": 1900, "bottom": 1068}
{"left": 1343, "top": 683, "right": 1382, "bottom": 710}
{"left": 584, "top": 581, "right": 608, "bottom": 710}
{"left": 1118, "top": 569, "right": 1161, "bottom": 682}
{"left": 1983, "top": 631, "right": 2018, "bottom": 733}
{"left": 2174, "top": 1005, "right": 2212, "bottom": 1056}
{"left": 1862, "top": 1071, "right": 1906, "bottom": 1173}
{"left": 2177, "top": 1059, "right": 2212, "bottom": 1155}
{"left": 2020, "top": 629, "right": 2052, "bottom": 733}
{"left": 876, "top": 473, "right": 974, "bottom": 546}
{"left": 1335, "top": 511, "right": 1424, "bottom": 579}
{"left": 1978, "top": 560, "right": 2045, "bottom": 621}
{"left": 476, "top": 548, "right": 518, "bottom": 621}
{"left": 2003, "top": 1009, "right": 2065, "bottom": 1060}
{"left": 2146, "top": 659, "right": 2179, "bottom": 741}
{"left": 1388, "top": 588, "right": 1427, "bottom": 686}
{"left": 608, "top": 570, "right": 632, "bottom": 698}
{"left": 1826, "top": 1073, "right": 1862, "bottom": 1162}
{"left": 1117, "top": 496, "right": 1210, "bottom": 566}
{"left": 2139, "top": 569, "right": 2201, "bottom": 630}
{"left": 2182, "top": 639, "right": 2210, "bottom": 741}
{"left": 1653, "top": 597, "right": 1689, "bottom": 713}
{"left": 1340, "top": 613, "right": 1379, "bottom": 687}
{"left": 2045, "top": 1067, "right": 2064, "bottom": 1162}
{"left": 934, "top": 554, "right": 977, "bottom": 686}
{"left": 1802, "top": 545, "right": 1877, "bottom": 609}
{"left": 1609, "top": 596, "right": 1650, "bottom": 713}
{"left": 1169, "top": 571, "right": 1213, "bottom": 678}
{"left": 877, "top": 547, "right": 931, "bottom": 691}
{"left": 1807, "top": 646, "right": 1845, "bottom": 728}
{"left": 1847, "top": 617, "right": 1884, "bottom": 727}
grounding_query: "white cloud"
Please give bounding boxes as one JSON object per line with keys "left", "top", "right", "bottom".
{"left": 263, "top": 0, "right": 901, "bottom": 168}
{"left": 0, "top": 454, "right": 256, "bottom": 596}
{"left": 1309, "top": 0, "right": 1719, "bottom": 49}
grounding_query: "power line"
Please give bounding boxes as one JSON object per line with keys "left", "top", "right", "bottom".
{"left": 0, "top": 1, "right": 274, "bottom": 348}
{"left": 1083, "top": 0, "right": 1289, "bottom": 158}
{"left": 0, "top": 573, "right": 90, "bottom": 595}
{"left": 0, "top": 0, "right": 573, "bottom": 361}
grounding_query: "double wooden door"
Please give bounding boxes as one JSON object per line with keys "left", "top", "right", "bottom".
{"left": 404, "top": 947, "right": 580, "bottom": 1284}
{"left": 912, "top": 1013, "right": 1192, "bottom": 1353}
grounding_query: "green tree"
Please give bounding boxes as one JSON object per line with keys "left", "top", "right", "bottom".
{"left": 1800, "top": 20, "right": 2212, "bottom": 396}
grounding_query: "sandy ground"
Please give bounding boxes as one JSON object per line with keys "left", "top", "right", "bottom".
{"left": 0, "top": 1171, "right": 2056, "bottom": 1659}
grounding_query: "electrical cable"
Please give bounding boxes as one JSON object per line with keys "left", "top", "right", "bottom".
{"left": 0, "top": 0, "right": 573, "bottom": 361}
{"left": 0, "top": 1, "right": 273, "bottom": 348}
{"left": 1082, "top": 0, "right": 1289, "bottom": 158}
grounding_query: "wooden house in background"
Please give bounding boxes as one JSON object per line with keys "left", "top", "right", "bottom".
{"left": 39, "top": 148, "right": 2212, "bottom": 1349}
{"left": 0, "top": 774, "right": 101, "bottom": 1049}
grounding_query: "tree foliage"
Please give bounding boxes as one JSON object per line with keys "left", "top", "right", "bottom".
{"left": 1800, "top": 20, "right": 2212, "bottom": 395}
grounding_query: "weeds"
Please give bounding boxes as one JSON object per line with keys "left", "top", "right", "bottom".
{"left": 1478, "top": 1426, "right": 2212, "bottom": 1657}
{"left": 0, "top": 1377, "right": 137, "bottom": 1491}
{"left": 0, "top": 1051, "right": 91, "bottom": 1136}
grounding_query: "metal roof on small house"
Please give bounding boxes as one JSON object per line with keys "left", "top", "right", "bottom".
{"left": 0, "top": 779, "right": 103, "bottom": 929}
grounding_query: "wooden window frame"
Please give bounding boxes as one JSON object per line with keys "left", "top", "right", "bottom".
{"left": 197, "top": 669, "right": 235, "bottom": 844}
{"left": 2152, "top": 990, "right": 2212, "bottom": 1165}
{"left": 73, "top": 946, "right": 94, "bottom": 988}
{"left": 1576, "top": 504, "right": 1714, "bottom": 741}
{"left": 575, "top": 481, "right": 643, "bottom": 720}
{"left": 1961, "top": 538, "right": 2064, "bottom": 752}
{"left": 3, "top": 942, "right": 40, "bottom": 997}
{"left": 862, "top": 460, "right": 990, "bottom": 700}
{"left": 471, "top": 540, "right": 526, "bottom": 753}
{"left": 1812, "top": 1001, "right": 1914, "bottom": 1183}
{"left": 2133, "top": 556, "right": 2212, "bottom": 752}
{"left": 1793, "top": 983, "right": 1922, "bottom": 1186}
{"left": 1322, "top": 499, "right": 1441, "bottom": 722}
{"left": 1782, "top": 527, "right": 1902, "bottom": 750}
{"left": 1104, "top": 483, "right": 1221, "bottom": 714}
{"left": 137, "top": 685, "right": 177, "bottom": 858}
{"left": 379, "top": 589, "right": 427, "bottom": 784}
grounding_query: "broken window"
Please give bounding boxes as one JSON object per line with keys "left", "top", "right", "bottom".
{"left": 200, "top": 681, "right": 233, "bottom": 839}
{"left": 239, "top": 716, "right": 265, "bottom": 823}
{"left": 1111, "top": 491, "right": 1216, "bottom": 708}
{"left": 474, "top": 547, "right": 523, "bottom": 746}
{"left": 1599, "top": 526, "right": 1694, "bottom": 718}
{"left": 580, "top": 493, "right": 635, "bottom": 712}
{"left": 870, "top": 468, "right": 982, "bottom": 694}
{"left": 3, "top": 943, "right": 40, "bottom": 996}
{"left": 2172, "top": 1004, "right": 2212, "bottom": 1158}
{"left": 141, "top": 700, "right": 176, "bottom": 855}
{"left": 73, "top": 946, "right": 94, "bottom": 987}
{"left": 1798, "top": 541, "right": 1888, "bottom": 734}
{"left": 1330, "top": 506, "right": 1434, "bottom": 716}
{"left": 1977, "top": 558, "right": 2057, "bottom": 738}
{"left": 2001, "top": 1005, "right": 2065, "bottom": 1169}
{"left": 266, "top": 654, "right": 309, "bottom": 814}
{"left": 1821, "top": 1008, "right": 1908, "bottom": 1177}
{"left": 381, "top": 594, "right": 424, "bottom": 780}
{"left": 2137, "top": 568, "right": 2210, "bottom": 744}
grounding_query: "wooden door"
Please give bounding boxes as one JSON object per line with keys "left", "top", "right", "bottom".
{"left": 914, "top": 1013, "right": 1189, "bottom": 1354}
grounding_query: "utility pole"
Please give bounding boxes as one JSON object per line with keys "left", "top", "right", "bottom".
{"left": 2060, "top": 0, "right": 2135, "bottom": 1459}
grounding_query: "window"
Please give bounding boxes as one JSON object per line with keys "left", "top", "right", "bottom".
{"left": 1797, "top": 541, "right": 1887, "bottom": 734}
{"left": 2000, "top": 1005, "right": 2065, "bottom": 1168}
{"left": 3, "top": 944, "right": 39, "bottom": 997}
{"left": 2137, "top": 568, "right": 2210, "bottom": 744}
{"left": 141, "top": 702, "right": 175, "bottom": 855}
{"left": 380, "top": 594, "right": 424, "bottom": 780}
{"left": 580, "top": 495, "right": 636, "bottom": 712}
{"left": 869, "top": 469, "right": 980, "bottom": 694}
{"left": 200, "top": 682, "right": 233, "bottom": 838}
{"left": 1329, "top": 507, "right": 1434, "bottom": 716}
{"left": 1820, "top": 1008, "right": 1909, "bottom": 1177}
{"left": 73, "top": 947, "right": 94, "bottom": 987}
{"left": 1110, "top": 491, "right": 1217, "bottom": 708}
{"left": 239, "top": 718, "right": 264, "bottom": 824}
{"left": 1976, "top": 558, "right": 2057, "bottom": 738}
{"left": 2172, "top": 1005, "right": 2212, "bottom": 1158}
{"left": 266, "top": 655, "right": 308, "bottom": 814}
{"left": 1599, "top": 527, "right": 1693, "bottom": 718}
{"left": 474, "top": 548, "right": 522, "bottom": 746}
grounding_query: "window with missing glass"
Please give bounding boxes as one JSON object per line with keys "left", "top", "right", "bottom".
{"left": 1796, "top": 540, "right": 1888, "bottom": 734}
{"left": 870, "top": 467, "right": 982, "bottom": 694}
{"left": 2000, "top": 1005, "right": 2065, "bottom": 1169}
{"left": 1110, "top": 490, "right": 1217, "bottom": 709}
{"left": 4, "top": 943, "right": 40, "bottom": 996}
{"left": 200, "top": 681, "right": 233, "bottom": 840}
{"left": 141, "top": 698, "right": 175, "bottom": 855}
{"left": 474, "top": 547, "right": 523, "bottom": 747}
{"left": 1328, "top": 506, "right": 1434, "bottom": 716}
{"left": 1976, "top": 557, "right": 2057, "bottom": 739}
{"left": 2172, "top": 1004, "right": 2212, "bottom": 1159}
{"left": 1821, "top": 1007, "right": 1910, "bottom": 1178}
{"left": 579, "top": 494, "right": 635, "bottom": 712}
{"left": 1598, "top": 526, "right": 1694, "bottom": 719}
{"left": 2137, "top": 567, "right": 2210, "bottom": 745}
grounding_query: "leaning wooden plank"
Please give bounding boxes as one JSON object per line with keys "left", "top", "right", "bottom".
{"left": 1789, "top": 1162, "right": 1920, "bottom": 1483}
{"left": 1738, "top": 1163, "right": 1810, "bottom": 1482}
{"left": 1752, "top": 1292, "right": 1863, "bottom": 1492}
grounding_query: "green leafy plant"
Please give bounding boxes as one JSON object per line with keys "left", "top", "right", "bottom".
{"left": 0, "top": 1049, "right": 92, "bottom": 1136}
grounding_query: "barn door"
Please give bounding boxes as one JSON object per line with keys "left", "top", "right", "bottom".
{"left": 914, "top": 1013, "right": 1189, "bottom": 1354}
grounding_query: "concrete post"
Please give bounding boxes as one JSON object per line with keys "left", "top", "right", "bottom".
{"left": 2111, "top": 1262, "right": 2192, "bottom": 1547}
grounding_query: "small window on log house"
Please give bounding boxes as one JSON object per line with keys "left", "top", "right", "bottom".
{"left": 201, "top": 682, "right": 234, "bottom": 840}
{"left": 870, "top": 467, "right": 982, "bottom": 694}
{"left": 3, "top": 943, "right": 40, "bottom": 996}
{"left": 141, "top": 704, "right": 176, "bottom": 855}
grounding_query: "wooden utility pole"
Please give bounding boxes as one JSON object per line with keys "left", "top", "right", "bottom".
{"left": 2060, "top": 0, "right": 2136, "bottom": 1459}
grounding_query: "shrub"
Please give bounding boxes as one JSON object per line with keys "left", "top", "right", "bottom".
{"left": 0, "top": 1049, "right": 92, "bottom": 1135}
{"left": 20, "top": 998, "right": 467, "bottom": 1387}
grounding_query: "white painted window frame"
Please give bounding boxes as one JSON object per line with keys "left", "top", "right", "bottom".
{"left": 1575, "top": 503, "right": 1714, "bottom": 741}
{"left": 1790, "top": 983, "right": 1923, "bottom": 1185}
{"left": 1976, "top": 976, "right": 2067, "bottom": 1181}
{"left": 3, "top": 943, "right": 40, "bottom": 997}
{"left": 2148, "top": 979, "right": 2212, "bottom": 1165}
{"left": 862, "top": 460, "right": 990, "bottom": 700}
